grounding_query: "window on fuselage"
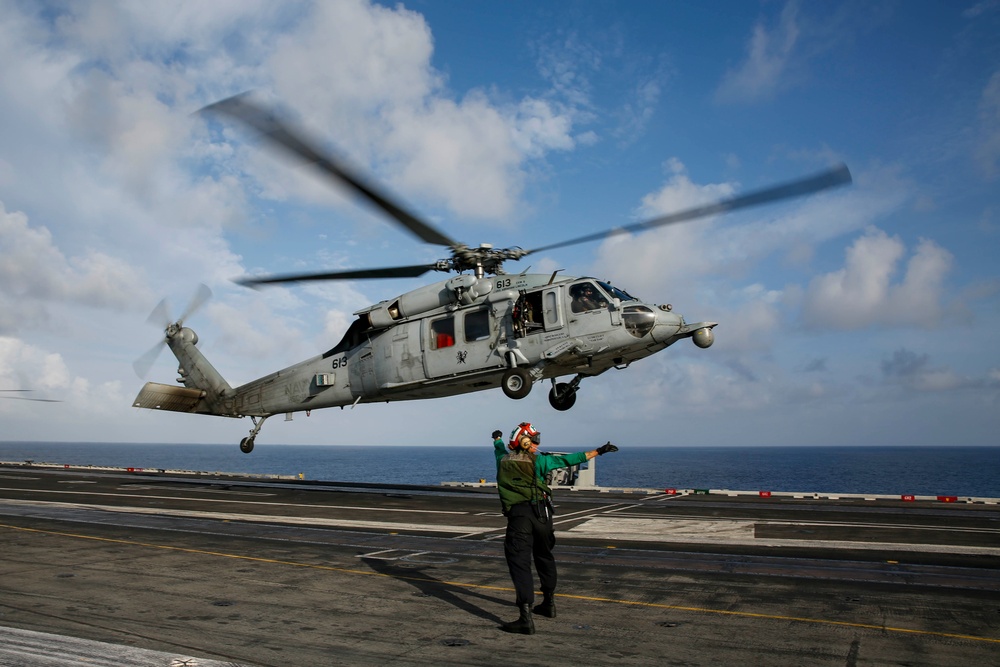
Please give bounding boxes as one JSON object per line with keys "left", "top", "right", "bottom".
{"left": 430, "top": 316, "right": 455, "bottom": 349}
{"left": 464, "top": 309, "right": 490, "bottom": 342}
{"left": 323, "top": 315, "right": 372, "bottom": 358}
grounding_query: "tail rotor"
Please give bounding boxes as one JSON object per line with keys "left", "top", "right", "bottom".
{"left": 133, "top": 284, "right": 212, "bottom": 378}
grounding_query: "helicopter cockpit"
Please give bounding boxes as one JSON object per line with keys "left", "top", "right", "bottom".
{"left": 596, "top": 280, "right": 637, "bottom": 303}
{"left": 569, "top": 281, "right": 608, "bottom": 313}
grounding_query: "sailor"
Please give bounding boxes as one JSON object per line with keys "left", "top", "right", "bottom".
{"left": 492, "top": 423, "right": 619, "bottom": 634}
{"left": 570, "top": 283, "right": 606, "bottom": 313}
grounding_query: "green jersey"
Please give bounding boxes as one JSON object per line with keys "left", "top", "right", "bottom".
{"left": 493, "top": 439, "right": 589, "bottom": 513}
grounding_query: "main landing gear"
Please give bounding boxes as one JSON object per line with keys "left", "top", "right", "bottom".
{"left": 501, "top": 367, "right": 533, "bottom": 400}
{"left": 501, "top": 366, "right": 585, "bottom": 411}
{"left": 239, "top": 415, "right": 269, "bottom": 454}
{"left": 548, "top": 375, "right": 583, "bottom": 411}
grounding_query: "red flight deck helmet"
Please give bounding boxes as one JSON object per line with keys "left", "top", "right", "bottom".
{"left": 509, "top": 422, "right": 541, "bottom": 450}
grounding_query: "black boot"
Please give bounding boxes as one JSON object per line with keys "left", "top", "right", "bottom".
{"left": 533, "top": 593, "right": 556, "bottom": 618}
{"left": 500, "top": 603, "right": 535, "bottom": 634}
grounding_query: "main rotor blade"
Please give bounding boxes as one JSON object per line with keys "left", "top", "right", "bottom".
{"left": 236, "top": 263, "right": 440, "bottom": 287}
{"left": 202, "top": 94, "right": 458, "bottom": 248}
{"left": 526, "top": 163, "right": 853, "bottom": 255}
{"left": 0, "top": 390, "right": 61, "bottom": 403}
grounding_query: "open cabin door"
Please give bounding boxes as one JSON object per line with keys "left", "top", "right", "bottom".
{"left": 542, "top": 287, "right": 564, "bottom": 331}
{"left": 513, "top": 287, "right": 564, "bottom": 339}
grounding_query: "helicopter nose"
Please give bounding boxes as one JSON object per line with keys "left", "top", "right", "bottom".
{"left": 650, "top": 307, "right": 683, "bottom": 342}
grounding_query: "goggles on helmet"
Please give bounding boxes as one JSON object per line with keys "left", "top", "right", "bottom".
{"left": 509, "top": 422, "right": 541, "bottom": 449}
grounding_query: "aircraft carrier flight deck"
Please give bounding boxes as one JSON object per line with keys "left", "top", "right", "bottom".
{"left": 0, "top": 462, "right": 997, "bottom": 666}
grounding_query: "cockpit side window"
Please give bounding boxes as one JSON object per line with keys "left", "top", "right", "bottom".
{"left": 598, "top": 281, "right": 636, "bottom": 302}
{"left": 569, "top": 281, "right": 609, "bottom": 313}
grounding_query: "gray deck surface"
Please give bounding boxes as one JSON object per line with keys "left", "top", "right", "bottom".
{"left": 0, "top": 465, "right": 997, "bottom": 666}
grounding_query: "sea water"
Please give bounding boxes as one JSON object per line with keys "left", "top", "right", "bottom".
{"left": 1, "top": 442, "right": 997, "bottom": 497}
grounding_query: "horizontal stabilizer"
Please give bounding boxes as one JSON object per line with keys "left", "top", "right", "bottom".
{"left": 133, "top": 382, "right": 207, "bottom": 413}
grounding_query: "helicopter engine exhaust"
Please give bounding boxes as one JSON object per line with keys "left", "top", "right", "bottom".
{"left": 692, "top": 327, "right": 715, "bottom": 349}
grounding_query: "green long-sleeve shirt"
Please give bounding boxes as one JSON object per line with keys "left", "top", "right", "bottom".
{"left": 493, "top": 438, "right": 589, "bottom": 513}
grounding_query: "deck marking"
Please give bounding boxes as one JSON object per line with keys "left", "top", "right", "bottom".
{"left": 2, "top": 521, "right": 998, "bottom": 646}
{"left": 563, "top": 516, "right": 1000, "bottom": 555}
{"left": 454, "top": 502, "right": 631, "bottom": 539}
{"left": 0, "top": 486, "right": 467, "bottom": 515}
{"left": 0, "top": 498, "right": 481, "bottom": 534}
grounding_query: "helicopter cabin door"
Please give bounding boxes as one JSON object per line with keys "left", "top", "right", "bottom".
{"left": 350, "top": 341, "right": 379, "bottom": 397}
{"left": 513, "top": 288, "right": 564, "bottom": 340}
{"left": 542, "top": 287, "right": 564, "bottom": 331}
{"left": 424, "top": 307, "right": 495, "bottom": 379}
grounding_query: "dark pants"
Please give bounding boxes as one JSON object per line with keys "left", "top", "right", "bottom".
{"left": 504, "top": 502, "right": 556, "bottom": 605}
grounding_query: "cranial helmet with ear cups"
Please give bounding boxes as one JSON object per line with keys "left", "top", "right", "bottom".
{"left": 509, "top": 422, "right": 540, "bottom": 450}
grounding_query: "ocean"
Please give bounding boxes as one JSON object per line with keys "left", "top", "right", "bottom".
{"left": 1, "top": 442, "right": 997, "bottom": 497}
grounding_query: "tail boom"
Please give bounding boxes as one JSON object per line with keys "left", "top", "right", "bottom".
{"left": 132, "top": 326, "right": 235, "bottom": 417}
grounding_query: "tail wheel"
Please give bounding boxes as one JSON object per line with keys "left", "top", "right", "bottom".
{"left": 548, "top": 383, "right": 577, "bottom": 411}
{"left": 501, "top": 368, "right": 533, "bottom": 400}
{"left": 240, "top": 437, "right": 255, "bottom": 454}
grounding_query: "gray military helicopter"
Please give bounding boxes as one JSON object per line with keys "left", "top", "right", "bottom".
{"left": 132, "top": 94, "right": 852, "bottom": 453}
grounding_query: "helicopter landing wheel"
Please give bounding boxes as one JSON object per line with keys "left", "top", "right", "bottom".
{"left": 501, "top": 367, "right": 533, "bottom": 400}
{"left": 548, "top": 383, "right": 577, "bottom": 411}
{"left": 240, "top": 437, "right": 255, "bottom": 454}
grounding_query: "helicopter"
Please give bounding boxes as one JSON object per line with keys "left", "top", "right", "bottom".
{"left": 132, "top": 94, "right": 852, "bottom": 453}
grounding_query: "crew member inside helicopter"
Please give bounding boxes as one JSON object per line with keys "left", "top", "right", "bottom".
{"left": 570, "top": 282, "right": 608, "bottom": 313}
{"left": 492, "top": 423, "right": 619, "bottom": 634}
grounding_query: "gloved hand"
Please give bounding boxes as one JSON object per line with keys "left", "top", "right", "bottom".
{"left": 596, "top": 442, "right": 618, "bottom": 455}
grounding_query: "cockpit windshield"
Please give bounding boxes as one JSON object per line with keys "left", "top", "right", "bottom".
{"left": 598, "top": 281, "right": 637, "bottom": 302}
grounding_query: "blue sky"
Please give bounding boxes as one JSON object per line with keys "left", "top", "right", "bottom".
{"left": 1, "top": 1, "right": 998, "bottom": 448}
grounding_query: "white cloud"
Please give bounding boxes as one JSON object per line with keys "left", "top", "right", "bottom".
{"left": 510, "top": 98, "right": 576, "bottom": 158}
{"left": 801, "top": 228, "right": 954, "bottom": 330}
{"left": 384, "top": 94, "right": 529, "bottom": 220}
{"left": 270, "top": 0, "right": 437, "bottom": 117}
{"left": 0, "top": 202, "right": 150, "bottom": 332}
{"left": 534, "top": 31, "right": 601, "bottom": 111}
{"left": 715, "top": 1, "right": 800, "bottom": 104}
{"left": 880, "top": 348, "right": 972, "bottom": 393}
{"left": 0, "top": 336, "right": 71, "bottom": 391}
{"left": 723, "top": 284, "right": 784, "bottom": 351}
{"left": 976, "top": 69, "right": 1000, "bottom": 177}
{"left": 636, "top": 158, "right": 738, "bottom": 217}
{"left": 588, "top": 159, "right": 890, "bottom": 306}
{"left": 962, "top": 0, "right": 1000, "bottom": 19}
{"left": 585, "top": 158, "right": 737, "bottom": 299}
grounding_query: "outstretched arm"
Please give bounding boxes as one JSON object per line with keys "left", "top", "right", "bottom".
{"left": 587, "top": 442, "right": 618, "bottom": 459}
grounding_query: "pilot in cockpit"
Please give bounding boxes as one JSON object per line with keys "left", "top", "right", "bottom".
{"left": 570, "top": 283, "right": 607, "bottom": 313}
